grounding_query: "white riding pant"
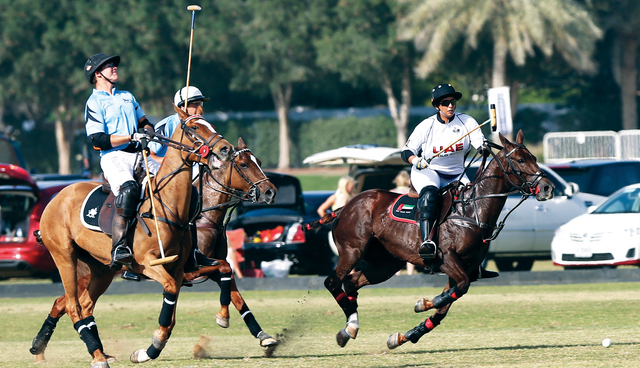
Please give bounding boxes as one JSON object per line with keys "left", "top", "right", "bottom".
{"left": 100, "top": 151, "right": 160, "bottom": 196}
{"left": 410, "top": 166, "right": 470, "bottom": 194}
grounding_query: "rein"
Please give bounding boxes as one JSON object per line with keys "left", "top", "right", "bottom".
{"left": 141, "top": 115, "right": 228, "bottom": 233}
{"left": 453, "top": 140, "right": 546, "bottom": 241}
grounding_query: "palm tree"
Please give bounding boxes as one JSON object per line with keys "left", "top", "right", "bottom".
{"left": 397, "top": 0, "right": 602, "bottom": 117}
{"left": 588, "top": 0, "right": 640, "bottom": 130}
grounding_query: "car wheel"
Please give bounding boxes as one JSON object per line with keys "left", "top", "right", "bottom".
{"left": 494, "top": 258, "right": 534, "bottom": 272}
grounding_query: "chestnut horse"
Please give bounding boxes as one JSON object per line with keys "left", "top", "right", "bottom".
{"left": 30, "top": 138, "right": 279, "bottom": 363}
{"left": 37, "top": 107, "right": 233, "bottom": 367}
{"left": 306, "top": 131, "right": 555, "bottom": 349}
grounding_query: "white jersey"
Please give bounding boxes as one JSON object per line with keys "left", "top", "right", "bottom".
{"left": 403, "top": 113, "right": 484, "bottom": 176}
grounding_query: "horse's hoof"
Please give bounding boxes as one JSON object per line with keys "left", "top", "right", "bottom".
{"left": 130, "top": 349, "right": 151, "bottom": 364}
{"left": 414, "top": 298, "right": 430, "bottom": 313}
{"left": 258, "top": 331, "right": 278, "bottom": 347}
{"left": 216, "top": 313, "right": 229, "bottom": 328}
{"left": 345, "top": 321, "right": 359, "bottom": 339}
{"left": 387, "top": 332, "right": 407, "bottom": 349}
{"left": 336, "top": 329, "right": 351, "bottom": 347}
{"left": 90, "top": 361, "right": 109, "bottom": 368}
{"left": 105, "top": 354, "right": 117, "bottom": 363}
{"left": 34, "top": 353, "right": 46, "bottom": 364}
{"left": 260, "top": 337, "right": 278, "bottom": 347}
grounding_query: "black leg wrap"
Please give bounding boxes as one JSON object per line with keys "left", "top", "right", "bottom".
{"left": 30, "top": 315, "right": 59, "bottom": 355}
{"left": 404, "top": 317, "right": 440, "bottom": 344}
{"left": 146, "top": 344, "right": 162, "bottom": 359}
{"left": 337, "top": 293, "right": 358, "bottom": 317}
{"left": 85, "top": 316, "right": 104, "bottom": 352}
{"left": 220, "top": 272, "right": 232, "bottom": 306}
{"left": 432, "top": 286, "right": 463, "bottom": 309}
{"left": 74, "top": 318, "right": 101, "bottom": 355}
{"left": 159, "top": 292, "right": 177, "bottom": 327}
{"left": 240, "top": 309, "right": 262, "bottom": 337}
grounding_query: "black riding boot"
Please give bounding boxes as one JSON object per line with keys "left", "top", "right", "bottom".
{"left": 417, "top": 185, "right": 439, "bottom": 260}
{"left": 110, "top": 181, "right": 140, "bottom": 270}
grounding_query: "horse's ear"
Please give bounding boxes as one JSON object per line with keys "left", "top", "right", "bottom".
{"left": 238, "top": 137, "right": 247, "bottom": 148}
{"left": 516, "top": 129, "right": 524, "bottom": 144}
{"left": 174, "top": 104, "right": 188, "bottom": 120}
{"left": 498, "top": 132, "right": 511, "bottom": 148}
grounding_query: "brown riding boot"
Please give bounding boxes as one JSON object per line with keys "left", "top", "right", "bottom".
{"left": 110, "top": 213, "right": 133, "bottom": 270}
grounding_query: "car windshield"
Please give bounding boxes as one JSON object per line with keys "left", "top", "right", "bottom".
{"left": 593, "top": 187, "right": 640, "bottom": 214}
{"left": 0, "top": 191, "right": 36, "bottom": 241}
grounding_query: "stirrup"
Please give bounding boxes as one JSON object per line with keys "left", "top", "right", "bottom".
{"left": 121, "top": 270, "right": 141, "bottom": 282}
{"left": 110, "top": 245, "right": 133, "bottom": 270}
{"left": 419, "top": 240, "right": 436, "bottom": 260}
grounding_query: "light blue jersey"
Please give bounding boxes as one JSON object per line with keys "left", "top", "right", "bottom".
{"left": 85, "top": 88, "right": 145, "bottom": 156}
{"left": 149, "top": 114, "right": 180, "bottom": 157}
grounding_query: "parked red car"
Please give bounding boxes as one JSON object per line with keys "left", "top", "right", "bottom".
{"left": 0, "top": 163, "right": 88, "bottom": 282}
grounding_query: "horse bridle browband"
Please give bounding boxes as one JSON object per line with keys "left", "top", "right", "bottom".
{"left": 200, "top": 147, "right": 270, "bottom": 209}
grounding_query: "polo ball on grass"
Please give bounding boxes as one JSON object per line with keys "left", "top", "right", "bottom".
{"left": 602, "top": 338, "right": 612, "bottom": 348}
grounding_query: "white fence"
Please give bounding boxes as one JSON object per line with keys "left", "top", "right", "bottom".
{"left": 543, "top": 130, "right": 640, "bottom": 163}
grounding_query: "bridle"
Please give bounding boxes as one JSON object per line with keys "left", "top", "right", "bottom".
{"left": 199, "top": 147, "right": 271, "bottom": 211}
{"left": 139, "top": 115, "right": 230, "bottom": 232}
{"left": 455, "top": 140, "right": 547, "bottom": 241}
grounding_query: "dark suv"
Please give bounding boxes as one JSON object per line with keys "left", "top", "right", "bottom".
{"left": 547, "top": 160, "right": 640, "bottom": 197}
{"left": 227, "top": 172, "right": 335, "bottom": 276}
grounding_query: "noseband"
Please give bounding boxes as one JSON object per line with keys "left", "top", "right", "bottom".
{"left": 199, "top": 147, "right": 270, "bottom": 213}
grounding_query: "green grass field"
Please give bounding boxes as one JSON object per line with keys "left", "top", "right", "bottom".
{"left": 2, "top": 282, "right": 640, "bottom": 367}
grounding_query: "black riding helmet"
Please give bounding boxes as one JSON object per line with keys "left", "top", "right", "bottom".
{"left": 84, "top": 53, "right": 120, "bottom": 84}
{"left": 431, "top": 84, "right": 462, "bottom": 107}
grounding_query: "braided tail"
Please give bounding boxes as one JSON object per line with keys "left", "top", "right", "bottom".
{"left": 303, "top": 210, "right": 341, "bottom": 232}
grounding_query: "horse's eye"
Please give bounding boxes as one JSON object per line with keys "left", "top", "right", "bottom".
{"left": 517, "top": 159, "right": 525, "bottom": 164}
{"left": 241, "top": 162, "right": 248, "bottom": 169}
{"left": 192, "top": 126, "right": 199, "bottom": 130}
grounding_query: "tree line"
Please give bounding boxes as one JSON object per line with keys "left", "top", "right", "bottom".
{"left": 0, "top": 0, "right": 638, "bottom": 173}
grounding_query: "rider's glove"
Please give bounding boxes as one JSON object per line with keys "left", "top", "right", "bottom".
{"left": 413, "top": 156, "right": 429, "bottom": 170}
{"left": 131, "top": 132, "right": 150, "bottom": 143}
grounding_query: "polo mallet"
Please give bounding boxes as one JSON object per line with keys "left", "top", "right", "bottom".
{"left": 429, "top": 119, "right": 492, "bottom": 162}
{"left": 139, "top": 131, "right": 179, "bottom": 266}
{"left": 490, "top": 104, "right": 497, "bottom": 132}
{"left": 183, "top": 5, "right": 202, "bottom": 112}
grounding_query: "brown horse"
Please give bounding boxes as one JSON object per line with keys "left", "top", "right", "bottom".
{"left": 38, "top": 107, "right": 233, "bottom": 367}
{"left": 306, "top": 131, "right": 555, "bottom": 349}
{"left": 29, "top": 137, "right": 279, "bottom": 363}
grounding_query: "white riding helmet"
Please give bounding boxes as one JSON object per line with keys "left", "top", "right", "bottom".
{"left": 173, "top": 86, "right": 210, "bottom": 108}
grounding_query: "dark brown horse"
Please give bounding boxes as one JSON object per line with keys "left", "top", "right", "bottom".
{"left": 37, "top": 107, "right": 233, "bottom": 367}
{"left": 30, "top": 137, "right": 279, "bottom": 364}
{"left": 306, "top": 131, "right": 555, "bottom": 349}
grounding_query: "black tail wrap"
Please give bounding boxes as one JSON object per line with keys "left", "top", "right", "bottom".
{"left": 29, "top": 315, "right": 59, "bottom": 355}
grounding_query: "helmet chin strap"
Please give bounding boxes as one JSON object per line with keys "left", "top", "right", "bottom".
{"left": 98, "top": 71, "right": 117, "bottom": 85}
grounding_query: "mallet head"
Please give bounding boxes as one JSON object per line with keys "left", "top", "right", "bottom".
{"left": 187, "top": 5, "right": 201, "bottom": 11}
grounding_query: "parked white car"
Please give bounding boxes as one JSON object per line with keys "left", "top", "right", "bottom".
{"left": 551, "top": 184, "right": 640, "bottom": 269}
{"left": 304, "top": 145, "right": 606, "bottom": 271}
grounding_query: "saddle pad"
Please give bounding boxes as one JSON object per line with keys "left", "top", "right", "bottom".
{"left": 389, "top": 194, "right": 418, "bottom": 224}
{"left": 80, "top": 185, "right": 109, "bottom": 231}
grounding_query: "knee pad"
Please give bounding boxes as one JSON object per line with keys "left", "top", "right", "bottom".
{"left": 116, "top": 180, "right": 141, "bottom": 218}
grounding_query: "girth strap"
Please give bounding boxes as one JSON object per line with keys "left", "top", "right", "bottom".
{"left": 140, "top": 212, "right": 190, "bottom": 232}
